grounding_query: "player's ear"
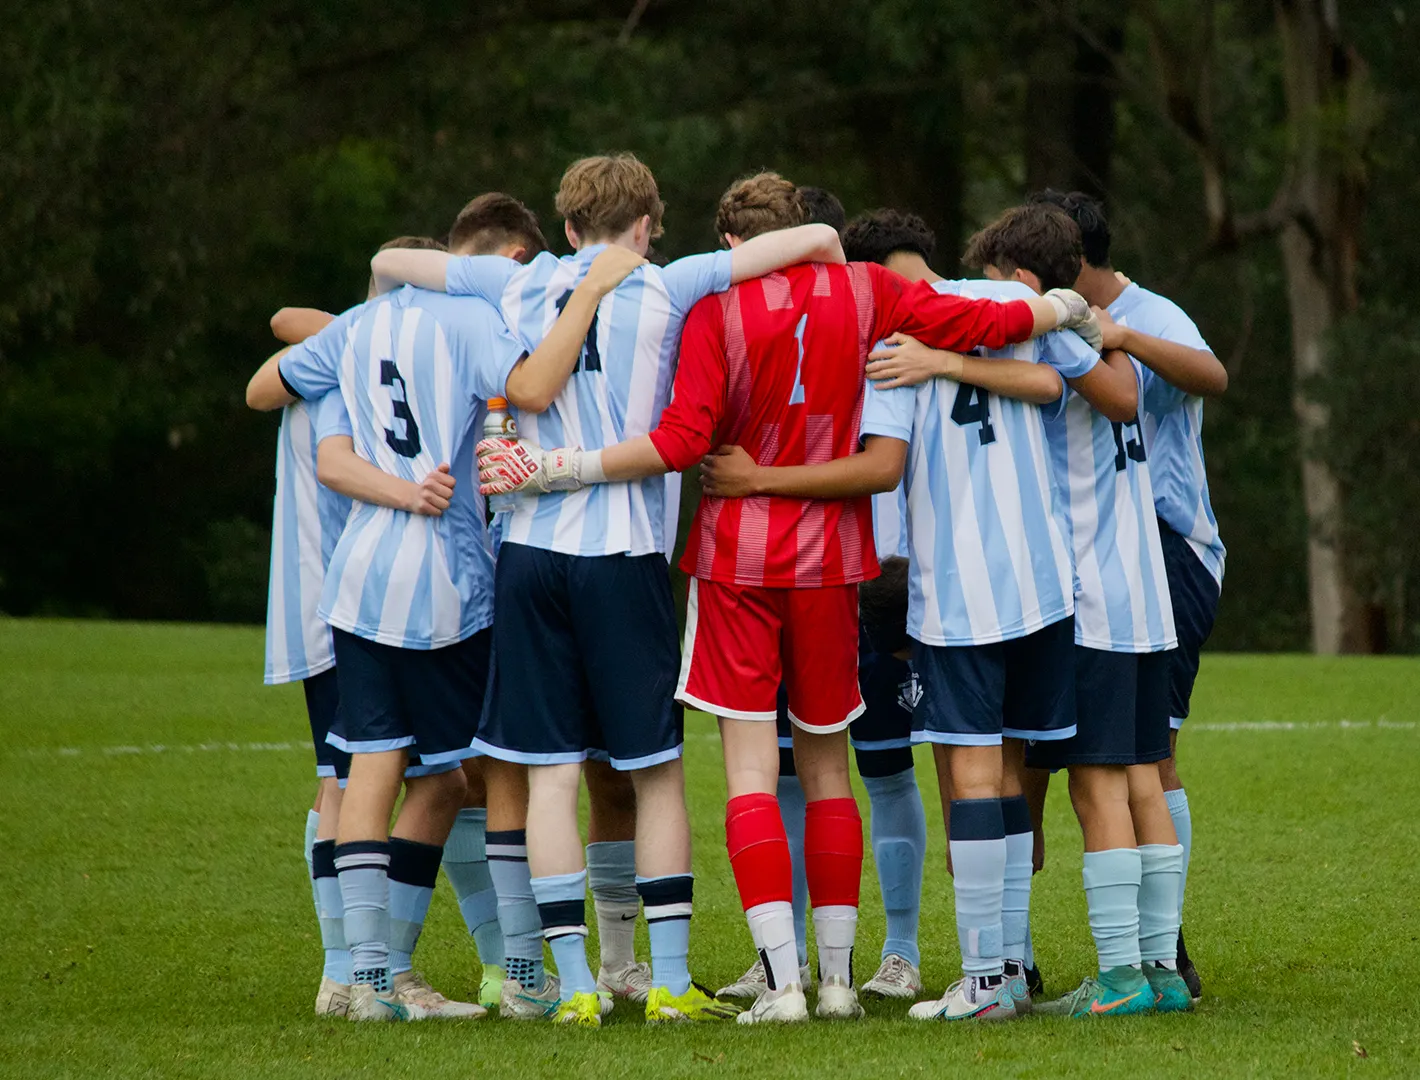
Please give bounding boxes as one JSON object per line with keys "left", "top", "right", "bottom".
{"left": 564, "top": 220, "right": 581, "bottom": 251}
{"left": 723, "top": 233, "right": 742, "bottom": 249}
{"left": 635, "top": 214, "right": 652, "bottom": 250}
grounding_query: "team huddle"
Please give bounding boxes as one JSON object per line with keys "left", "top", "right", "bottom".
{"left": 247, "top": 152, "right": 1223, "bottom": 1027}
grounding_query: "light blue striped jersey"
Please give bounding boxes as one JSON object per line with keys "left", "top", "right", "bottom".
{"left": 279, "top": 287, "right": 522, "bottom": 649}
{"left": 1110, "top": 283, "right": 1226, "bottom": 586}
{"left": 871, "top": 484, "right": 909, "bottom": 559}
{"left": 1042, "top": 356, "right": 1177, "bottom": 653}
{"left": 859, "top": 278, "right": 1087, "bottom": 646}
{"left": 263, "top": 392, "right": 353, "bottom": 683}
{"left": 446, "top": 244, "right": 732, "bottom": 557}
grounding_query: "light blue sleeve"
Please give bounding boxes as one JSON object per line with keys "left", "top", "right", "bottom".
{"left": 445, "top": 254, "right": 520, "bottom": 305}
{"left": 660, "top": 251, "right": 734, "bottom": 320}
{"left": 860, "top": 378, "right": 916, "bottom": 444}
{"left": 1140, "top": 296, "right": 1211, "bottom": 353}
{"left": 278, "top": 306, "right": 359, "bottom": 401}
{"left": 1040, "top": 328, "right": 1100, "bottom": 382}
{"left": 311, "top": 389, "right": 352, "bottom": 442}
{"left": 468, "top": 315, "right": 529, "bottom": 404}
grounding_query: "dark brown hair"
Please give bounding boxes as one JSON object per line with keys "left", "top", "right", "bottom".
{"left": 714, "top": 172, "right": 807, "bottom": 241}
{"left": 961, "top": 203, "right": 1084, "bottom": 292}
{"left": 843, "top": 209, "right": 936, "bottom": 266}
{"left": 448, "top": 193, "right": 547, "bottom": 260}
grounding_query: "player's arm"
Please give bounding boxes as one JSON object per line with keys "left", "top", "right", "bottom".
{"left": 316, "top": 436, "right": 457, "bottom": 516}
{"left": 1096, "top": 307, "right": 1227, "bottom": 398}
{"left": 270, "top": 308, "right": 334, "bottom": 345}
{"left": 699, "top": 436, "right": 907, "bottom": 500}
{"left": 369, "top": 249, "right": 453, "bottom": 295}
{"left": 1068, "top": 348, "right": 1138, "bottom": 422}
{"left": 246, "top": 346, "right": 298, "bottom": 410}
{"left": 866, "top": 333, "right": 1062, "bottom": 404}
{"left": 502, "top": 246, "right": 646, "bottom": 412}
{"left": 727, "top": 223, "right": 845, "bottom": 281}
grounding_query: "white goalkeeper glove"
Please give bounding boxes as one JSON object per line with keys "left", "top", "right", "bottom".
{"left": 1044, "top": 287, "right": 1104, "bottom": 351}
{"left": 476, "top": 437, "right": 606, "bottom": 496}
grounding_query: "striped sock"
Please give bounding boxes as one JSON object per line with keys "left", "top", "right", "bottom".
{"left": 637, "top": 874, "right": 693, "bottom": 995}
{"left": 488, "top": 829, "right": 544, "bottom": 990}
{"left": 335, "top": 840, "right": 392, "bottom": 991}
{"left": 533, "top": 870, "right": 595, "bottom": 1000}
{"left": 388, "top": 838, "right": 442, "bottom": 976}
{"left": 949, "top": 798, "right": 1006, "bottom": 978}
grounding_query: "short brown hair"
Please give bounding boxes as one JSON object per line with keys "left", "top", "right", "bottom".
{"left": 555, "top": 153, "right": 665, "bottom": 242}
{"left": 378, "top": 235, "right": 447, "bottom": 252}
{"left": 961, "top": 204, "right": 1083, "bottom": 292}
{"left": 714, "top": 172, "right": 806, "bottom": 242}
{"left": 448, "top": 193, "right": 547, "bottom": 260}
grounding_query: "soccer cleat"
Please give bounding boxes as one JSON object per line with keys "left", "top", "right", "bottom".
{"left": 314, "top": 977, "right": 351, "bottom": 1018}
{"left": 553, "top": 990, "right": 607, "bottom": 1027}
{"left": 907, "top": 975, "right": 1017, "bottom": 1022}
{"left": 735, "top": 982, "right": 809, "bottom": 1025}
{"left": 814, "top": 974, "right": 865, "bottom": 1019}
{"left": 597, "top": 960, "right": 653, "bottom": 1004}
{"left": 861, "top": 954, "right": 922, "bottom": 1000}
{"left": 1177, "top": 928, "right": 1202, "bottom": 1002}
{"left": 1025, "top": 963, "right": 1045, "bottom": 998}
{"left": 347, "top": 982, "right": 419, "bottom": 1022}
{"left": 1144, "top": 962, "right": 1194, "bottom": 1013}
{"left": 645, "top": 983, "right": 742, "bottom": 1023}
{"left": 392, "top": 971, "right": 487, "bottom": 1019}
{"left": 717, "top": 957, "right": 814, "bottom": 998}
{"left": 1003, "top": 959, "right": 1032, "bottom": 1015}
{"left": 1034, "top": 966, "right": 1155, "bottom": 1018}
{"left": 479, "top": 964, "right": 506, "bottom": 1010}
{"left": 499, "top": 973, "right": 562, "bottom": 1020}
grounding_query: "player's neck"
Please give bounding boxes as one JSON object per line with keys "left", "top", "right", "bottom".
{"left": 883, "top": 251, "right": 941, "bottom": 285}
{"left": 1077, "top": 264, "right": 1125, "bottom": 309}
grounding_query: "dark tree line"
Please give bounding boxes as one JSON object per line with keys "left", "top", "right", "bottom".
{"left": 3, "top": 1, "right": 1417, "bottom": 652}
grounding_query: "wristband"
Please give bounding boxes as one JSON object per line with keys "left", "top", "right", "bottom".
{"left": 580, "top": 449, "right": 607, "bottom": 485}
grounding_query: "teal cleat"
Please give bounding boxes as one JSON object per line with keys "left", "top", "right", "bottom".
{"left": 1034, "top": 966, "right": 1155, "bottom": 1018}
{"left": 1144, "top": 963, "right": 1194, "bottom": 1013}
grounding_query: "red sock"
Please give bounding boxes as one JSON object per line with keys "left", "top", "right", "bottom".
{"left": 804, "top": 797, "right": 864, "bottom": 908}
{"left": 725, "top": 792, "right": 793, "bottom": 911}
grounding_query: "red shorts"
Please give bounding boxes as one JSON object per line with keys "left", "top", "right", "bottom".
{"left": 676, "top": 578, "right": 864, "bottom": 732}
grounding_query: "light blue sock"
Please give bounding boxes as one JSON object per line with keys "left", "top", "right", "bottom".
{"left": 335, "top": 841, "right": 392, "bottom": 991}
{"left": 1082, "top": 847, "right": 1143, "bottom": 971}
{"left": 862, "top": 769, "right": 926, "bottom": 967}
{"left": 587, "top": 840, "right": 639, "bottom": 970}
{"left": 948, "top": 798, "right": 1006, "bottom": 977}
{"left": 444, "top": 808, "right": 503, "bottom": 966}
{"left": 488, "top": 830, "right": 544, "bottom": 990}
{"left": 533, "top": 870, "right": 596, "bottom": 1000}
{"left": 1001, "top": 795, "right": 1034, "bottom": 965}
{"left": 1138, "top": 844, "right": 1184, "bottom": 965}
{"left": 777, "top": 774, "right": 810, "bottom": 966}
{"left": 312, "top": 839, "right": 352, "bottom": 984}
{"left": 638, "top": 874, "right": 693, "bottom": 995}
{"left": 304, "top": 810, "right": 320, "bottom": 914}
{"left": 388, "top": 838, "right": 443, "bottom": 976}
{"left": 1164, "top": 787, "right": 1193, "bottom": 917}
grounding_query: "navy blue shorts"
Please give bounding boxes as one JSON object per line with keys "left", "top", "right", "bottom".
{"left": 327, "top": 628, "right": 488, "bottom": 770}
{"left": 476, "top": 543, "right": 683, "bottom": 771}
{"left": 775, "top": 626, "right": 918, "bottom": 777}
{"left": 1026, "top": 647, "right": 1171, "bottom": 769}
{"left": 911, "top": 616, "right": 1077, "bottom": 747}
{"left": 302, "top": 666, "right": 350, "bottom": 779}
{"left": 1159, "top": 520, "right": 1220, "bottom": 728}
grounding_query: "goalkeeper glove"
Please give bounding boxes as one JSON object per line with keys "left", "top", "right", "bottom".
{"left": 1043, "top": 287, "right": 1104, "bottom": 351}
{"left": 476, "top": 437, "right": 605, "bottom": 495}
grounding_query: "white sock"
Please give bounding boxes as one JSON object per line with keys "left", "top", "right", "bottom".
{"left": 812, "top": 904, "right": 858, "bottom": 985}
{"left": 746, "top": 901, "right": 800, "bottom": 992}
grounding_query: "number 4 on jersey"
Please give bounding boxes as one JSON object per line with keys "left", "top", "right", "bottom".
{"left": 950, "top": 384, "right": 996, "bottom": 445}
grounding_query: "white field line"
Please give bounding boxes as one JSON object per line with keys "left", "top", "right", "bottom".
{"left": 6, "top": 719, "right": 1415, "bottom": 760}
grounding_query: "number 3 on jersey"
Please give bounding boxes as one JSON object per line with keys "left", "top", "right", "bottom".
{"left": 381, "top": 360, "right": 421, "bottom": 458}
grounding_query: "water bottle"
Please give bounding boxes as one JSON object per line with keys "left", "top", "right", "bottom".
{"left": 483, "top": 397, "right": 519, "bottom": 515}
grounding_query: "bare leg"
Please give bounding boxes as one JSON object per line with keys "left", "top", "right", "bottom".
{"left": 586, "top": 758, "right": 637, "bottom": 843}
{"left": 336, "top": 749, "right": 407, "bottom": 845}
{"left": 391, "top": 767, "right": 467, "bottom": 845}
{"left": 526, "top": 762, "right": 585, "bottom": 878}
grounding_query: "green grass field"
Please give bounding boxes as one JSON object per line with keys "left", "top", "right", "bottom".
{"left": 3, "top": 618, "right": 1417, "bottom": 1078}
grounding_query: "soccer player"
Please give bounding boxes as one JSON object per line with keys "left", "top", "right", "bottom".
{"left": 368, "top": 153, "right": 844, "bottom": 1026}
{"left": 476, "top": 172, "right": 1099, "bottom": 1024}
{"left": 695, "top": 205, "right": 1103, "bottom": 1022}
{"left": 264, "top": 236, "right": 471, "bottom": 1019}
{"left": 246, "top": 195, "right": 638, "bottom": 1022}
{"left": 1031, "top": 190, "right": 1225, "bottom": 1000}
{"left": 962, "top": 203, "right": 1193, "bottom": 1017}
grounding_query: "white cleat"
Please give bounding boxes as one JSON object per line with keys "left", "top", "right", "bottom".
{"left": 315, "top": 976, "right": 351, "bottom": 1017}
{"left": 348, "top": 982, "right": 423, "bottom": 1022}
{"left": 717, "top": 958, "right": 814, "bottom": 999}
{"left": 814, "top": 974, "right": 865, "bottom": 1019}
{"left": 499, "top": 974, "right": 562, "bottom": 1020}
{"left": 861, "top": 954, "right": 922, "bottom": 1000}
{"left": 1002, "top": 959, "right": 1032, "bottom": 1015}
{"left": 908, "top": 975, "right": 1017, "bottom": 1022}
{"left": 597, "top": 961, "right": 652, "bottom": 1004}
{"left": 736, "top": 982, "right": 809, "bottom": 1025}
{"left": 392, "top": 971, "right": 487, "bottom": 1019}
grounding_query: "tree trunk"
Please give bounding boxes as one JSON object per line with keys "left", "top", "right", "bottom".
{"left": 1274, "top": 0, "right": 1377, "bottom": 653}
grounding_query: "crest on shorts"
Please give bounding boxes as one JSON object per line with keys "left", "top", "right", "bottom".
{"left": 897, "top": 670, "right": 923, "bottom": 713}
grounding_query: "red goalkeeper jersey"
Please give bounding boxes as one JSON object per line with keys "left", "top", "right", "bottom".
{"left": 648, "top": 262, "right": 1036, "bottom": 588}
